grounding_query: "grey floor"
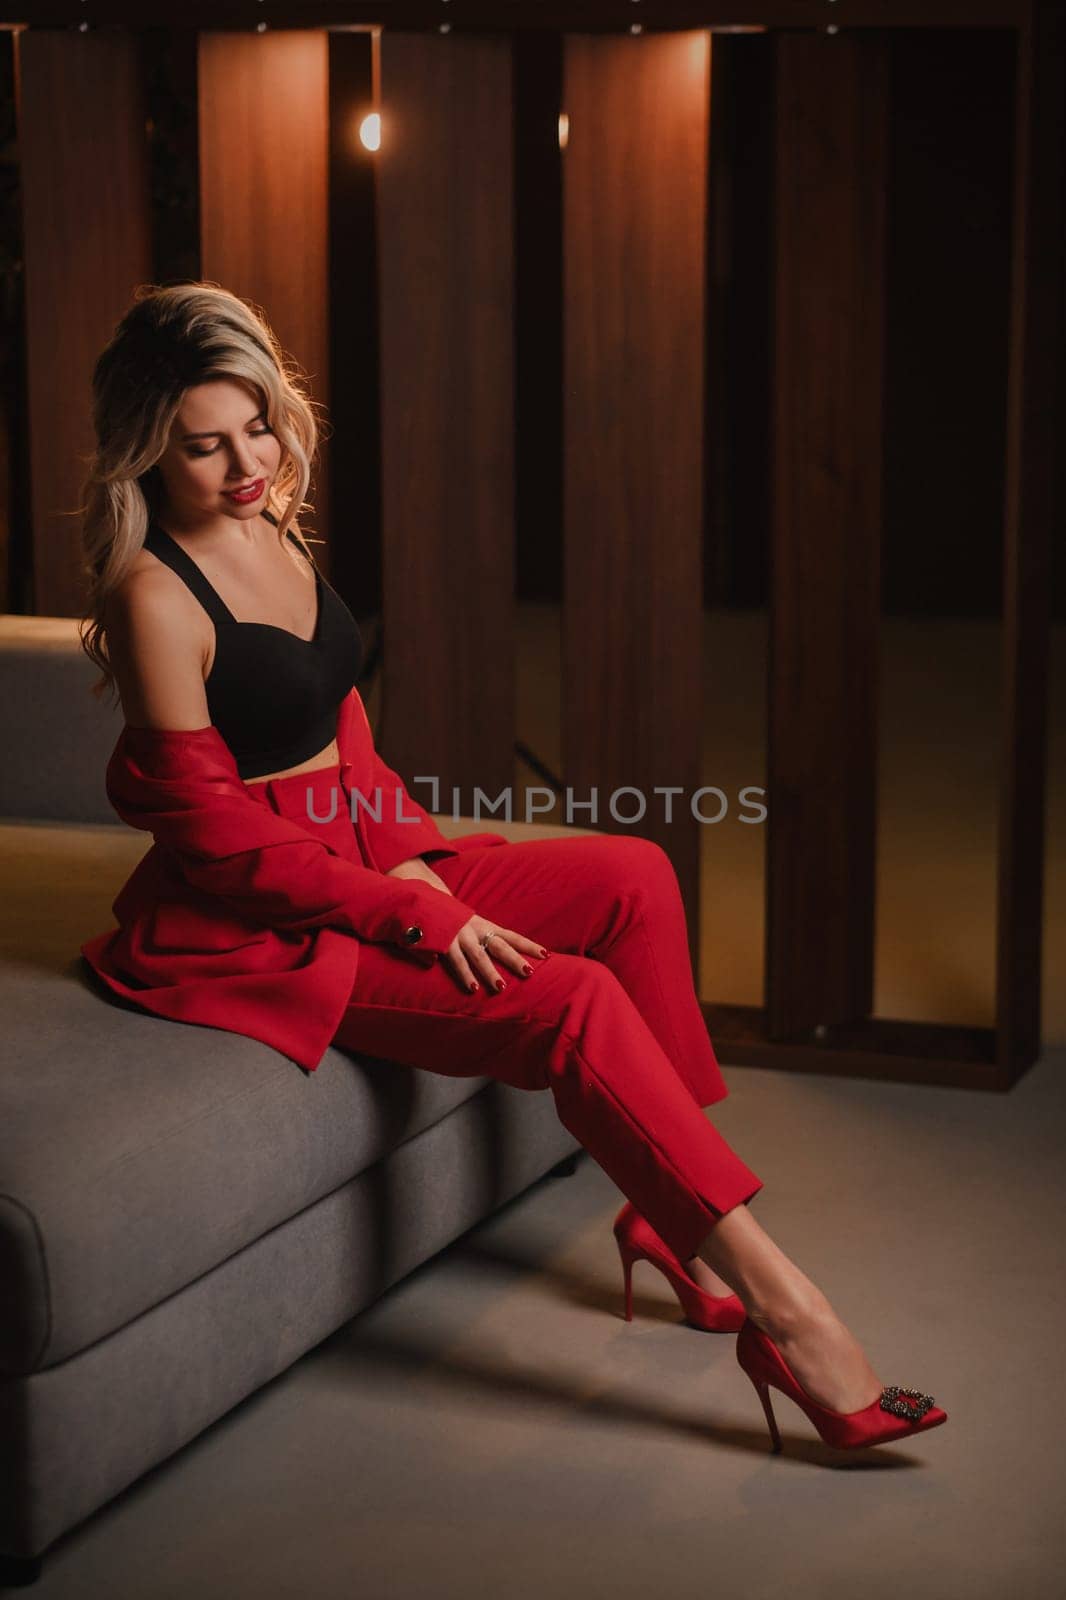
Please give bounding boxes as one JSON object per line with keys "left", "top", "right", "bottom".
{"left": 25, "top": 612, "right": 1066, "bottom": 1597}
{"left": 23, "top": 1046, "right": 1065, "bottom": 1600}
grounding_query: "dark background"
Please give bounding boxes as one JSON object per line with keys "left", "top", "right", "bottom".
{"left": 0, "top": 26, "right": 1055, "bottom": 621}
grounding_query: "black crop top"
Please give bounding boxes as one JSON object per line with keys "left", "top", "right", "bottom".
{"left": 142, "top": 509, "right": 364, "bottom": 780}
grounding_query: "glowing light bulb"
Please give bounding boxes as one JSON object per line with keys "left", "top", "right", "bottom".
{"left": 359, "top": 112, "right": 381, "bottom": 152}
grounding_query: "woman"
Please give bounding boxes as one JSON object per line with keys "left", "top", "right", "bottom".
{"left": 79, "top": 282, "right": 946, "bottom": 1455}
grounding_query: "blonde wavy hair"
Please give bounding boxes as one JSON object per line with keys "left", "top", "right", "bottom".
{"left": 78, "top": 281, "right": 328, "bottom": 704}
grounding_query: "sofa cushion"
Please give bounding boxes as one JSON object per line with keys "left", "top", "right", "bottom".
{"left": 0, "top": 977, "right": 496, "bottom": 1380}
{"left": 1, "top": 817, "right": 527, "bottom": 1377}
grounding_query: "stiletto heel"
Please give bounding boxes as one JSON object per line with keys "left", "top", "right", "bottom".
{"left": 612, "top": 1201, "right": 746, "bottom": 1334}
{"left": 619, "top": 1245, "right": 637, "bottom": 1322}
{"left": 735, "top": 1318, "right": 948, "bottom": 1453}
{"left": 752, "top": 1378, "right": 783, "bottom": 1454}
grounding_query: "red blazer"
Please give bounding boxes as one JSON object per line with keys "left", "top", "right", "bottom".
{"left": 80, "top": 686, "right": 509, "bottom": 1071}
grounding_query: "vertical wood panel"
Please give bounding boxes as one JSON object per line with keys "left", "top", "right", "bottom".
{"left": 514, "top": 32, "right": 564, "bottom": 606}
{"left": 881, "top": 30, "right": 1014, "bottom": 620}
{"left": 767, "top": 32, "right": 888, "bottom": 1038}
{"left": 376, "top": 33, "right": 514, "bottom": 803}
{"left": 198, "top": 32, "right": 331, "bottom": 558}
{"left": 327, "top": 30, "right": 380, "bottom": 619}
{"left": 996, "top": 0, "right": 1062, "bottom": 1082}
{"left": 562, "top": 32, "right": 710, "bottom": 962}
{"left": 17, "top": 29, "right": 151, "bottom": 615}
{"left": 0, "top": 30, "right": 24, "bottom": 613}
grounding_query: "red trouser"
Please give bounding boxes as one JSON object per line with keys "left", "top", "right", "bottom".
{"left": 329, "top": 816, "right": 764, "bottom": 1264}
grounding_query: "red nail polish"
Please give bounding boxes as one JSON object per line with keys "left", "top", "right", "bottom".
{"left": 469, "top": 981, "right": 479, "bottom": 993}
{"left": 495, "top": 979, "right": 505, "bottom": 991}
{"left": 522, "top": 964, "right": 533, "bottom": 977}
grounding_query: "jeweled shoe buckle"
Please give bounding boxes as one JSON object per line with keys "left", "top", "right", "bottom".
{"left": 879, "top": 1384, "right": 935, "bottom": 1420}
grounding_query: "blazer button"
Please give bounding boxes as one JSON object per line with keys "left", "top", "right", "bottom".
{"left": 402, "top": 924, "right": 424, "bottom": 946}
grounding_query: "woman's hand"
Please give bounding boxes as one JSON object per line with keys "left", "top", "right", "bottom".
{"left": 444, "top": 914, "right": 550, "bottom": 995}
{"left": 386, "top": 856, "right": 551, "bottom": 992}
{"left": 385, "top": 856, "right": 454, "bottom": 896}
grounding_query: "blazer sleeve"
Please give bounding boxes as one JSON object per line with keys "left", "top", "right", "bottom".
{"left": 104, "top": 723, "right": 480, "bottom": 964}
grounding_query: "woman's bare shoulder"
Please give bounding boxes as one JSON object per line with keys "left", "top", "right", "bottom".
{"left": 105, "top": 547, "right": 204, "bottom": 650}
{"left": 104, "top": 553, "right": 212, "bottom": 730}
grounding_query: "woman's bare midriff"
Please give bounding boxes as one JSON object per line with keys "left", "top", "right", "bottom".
{"left": 243, "top": 739, "right": 341, "bottom": 785}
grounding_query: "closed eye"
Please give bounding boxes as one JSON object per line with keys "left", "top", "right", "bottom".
{"left": 188, "top": 426, "right": 273, "bottom": 459}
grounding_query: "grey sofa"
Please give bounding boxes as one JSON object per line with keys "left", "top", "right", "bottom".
{"left": 0, "top": 618, "right": 582, "bottom": 1585}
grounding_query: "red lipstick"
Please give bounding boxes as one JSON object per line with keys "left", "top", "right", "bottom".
{"left": 224, "top": 479, "right": 265, "bottom": 505}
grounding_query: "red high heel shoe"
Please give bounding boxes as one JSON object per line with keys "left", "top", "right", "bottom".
{"left": 612, "top": 1200, "right": 746, "bottom": 1333}
{"left": 735, "top": 1317, "right": 948, "bottom": 1452}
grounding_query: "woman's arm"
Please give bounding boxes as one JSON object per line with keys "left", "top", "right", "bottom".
{"left": 105, "top": 724, "right": 477, "bottom": 959}
{"left": 386, "top": 855, "right": 454, "bottom": 896}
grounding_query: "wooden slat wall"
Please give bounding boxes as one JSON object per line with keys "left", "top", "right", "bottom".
{"left": 17, "top": 29, "right": 151, "bottom": 616}
{"left": 0, "top": 31, "right": 19, "bottom": 612}
{"left": 562, "top": 32, "right": 711, "bottom": 962}
{"left": 198, "top": 32, "right": 331, "bottom": 561}
{"left": 766, "top": 32, "right": 889, "bottom": 1039}
{"left": 0, "top": 4, "right": 1032, "bottom": 31}
{"left": 996, "top": 0, "right": 1062, "bottom": 1083}
{"left": 375, "top": 33, "right": 515, "bottom": 804}
{"left": 326, "top": 30, "right": 380, "bottom": 618}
